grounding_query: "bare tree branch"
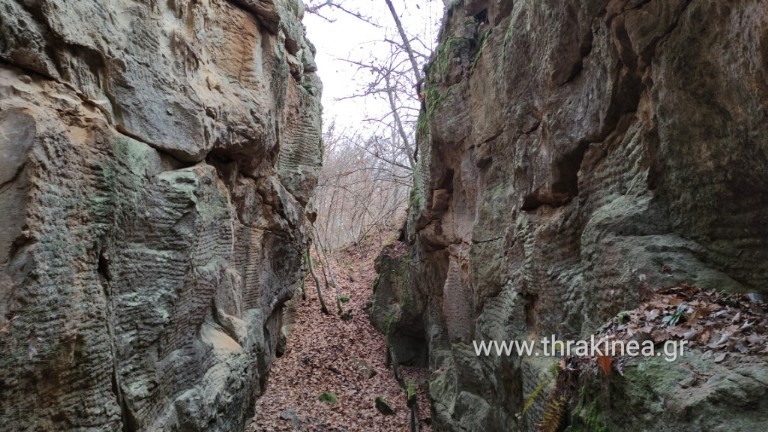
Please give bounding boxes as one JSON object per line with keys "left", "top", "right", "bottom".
{"left": 384, "top": 73, "right": 415, "bottom": 167}
{"left": 305, "top": 0, "right": 383, "bottom": 27}
{"left": 383, "top": 0, "right": 423, "bottom": 84}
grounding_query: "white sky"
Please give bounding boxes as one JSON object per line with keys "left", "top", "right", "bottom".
{"left": 303, "top": 0, "right": 442, "bottom": 133}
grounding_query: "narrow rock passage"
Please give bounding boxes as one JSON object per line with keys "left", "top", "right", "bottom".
{"left": 248, "top": 234, "right": 431, "bottom": 431}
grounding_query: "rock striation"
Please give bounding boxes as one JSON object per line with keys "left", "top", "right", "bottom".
{"left": 376, "top": 0, "right": 768, "bottom": 430}
{"left": 0, "top": 0, "right": 321, "bottom": 431}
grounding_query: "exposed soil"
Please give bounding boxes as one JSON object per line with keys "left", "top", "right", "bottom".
{"left": 248, "top": 233, "right": 431, "bottom": 432}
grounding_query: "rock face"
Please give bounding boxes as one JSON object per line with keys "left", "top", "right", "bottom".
{"left": 371, "top": 243, "right": 428, "bottom": 368}
{"left": 0, "top": 1, "right": 321, "bottom": 431}
{"left": 378, "top": 0, "right": 768, "bottom": 430}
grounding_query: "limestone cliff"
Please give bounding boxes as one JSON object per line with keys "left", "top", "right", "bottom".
{"left": 0, "top": 0, "right": 321, "bottom": 431}
{"left": 376, "top": 0, "right": 768, "bottom": 430}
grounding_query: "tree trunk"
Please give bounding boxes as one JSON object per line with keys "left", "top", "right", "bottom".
{"left": 306, "top": 250, "right": 329, "bottom": 314}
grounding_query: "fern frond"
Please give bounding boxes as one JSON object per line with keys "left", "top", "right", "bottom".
{"left": 536, "top": 394, "right": 567, "bottom": 432}
{"left": 522, "top": 376, "right": 550, "bottom": 416}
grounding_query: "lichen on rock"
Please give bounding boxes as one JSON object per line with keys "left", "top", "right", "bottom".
{"left": 377, "top": 0, "right": 768, "bottom": 430}
{"left": 0, "top": 0, "right": 321, "bottom": 430}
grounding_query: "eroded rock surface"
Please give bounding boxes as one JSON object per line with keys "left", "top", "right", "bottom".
{"left": 0, "top": 1, "right": 321, "bottom": 431}
{"left": 379, "top": 0, "right": 768, "bottom": 430}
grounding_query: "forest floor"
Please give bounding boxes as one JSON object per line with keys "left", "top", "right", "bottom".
{"left": 247, "top": 232, "right": 431, "bottom": 432}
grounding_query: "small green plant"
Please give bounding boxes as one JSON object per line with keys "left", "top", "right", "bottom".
{"left": 663, "top": 303, "right": 687, "bottom": 326}
{"left": 409, "top": 185, "right": 423, "bottom": 210}
{"left": 318, "top": 391, "right": 338, "bottom": 404}
{"left": 339, "top": 294, "right": 350, "bottom": 303}
{"left": 521, "top": 360, "right": 561, "bottom": 420}
{"left": 617, "top": 310, "right": 629, "bottom": 325}
{"left": 522, "top": 375, "right": 550, "bottom": 416}
{"left": 430, "top": 36, "right": 465, "bottom": 81}
{"left": 425, "top": 85, "right": 448, "bottom": 117}
{"left": 416, "top": 112, "right": 430, "bottom": 138}
{"left": 548, "top": 361, "right": 561, "bottom": 378}
{"left": 538, "top": 394, "right": 568, "bottom": 432}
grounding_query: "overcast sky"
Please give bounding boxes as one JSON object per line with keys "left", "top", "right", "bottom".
{"left": 303, "top": 0, "right": 442, "bottom": 133}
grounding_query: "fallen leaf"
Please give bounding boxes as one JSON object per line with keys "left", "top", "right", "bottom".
{"left": 687, "top": 307, "right": 703, "bottom": 323}
{"left": 597, "top": 356, "right": 613, "bottom": 377}
{"left": 682, "top": 328, "right": 700, "bottom": 341}
{"left": 667, "top": 297, "right": 684, "bottom": 306}
{"left": 699, "top": 328, "right": 712, "bottom": 344}
{"left": 647, "top": 309, "right": 660, "bottom": 321}
{"left": 669, "top": 326, "right": 692, "bottom": 337}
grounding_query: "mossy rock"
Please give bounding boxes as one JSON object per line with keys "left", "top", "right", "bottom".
{"left": 375, "top": 396, "right": 395, "bottom": 415}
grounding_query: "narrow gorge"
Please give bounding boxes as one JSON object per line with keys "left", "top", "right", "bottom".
{"left": 1, "top": 1, "right": 767, "bottom": 432}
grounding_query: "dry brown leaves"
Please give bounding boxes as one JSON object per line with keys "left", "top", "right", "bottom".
{"left": 596, "top": 284, "right": 768, "bottom": 365}
{"left": 540, "top": 286, "right": 768, "bottom": 431}
{"left": 248, "top": 233, "right": 431, "bottom": 432}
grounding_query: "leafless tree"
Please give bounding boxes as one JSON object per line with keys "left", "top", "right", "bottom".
{"left": 313, "top": 123, "right": 410, "bottom": 251}
{"left": 307, "top": 0, "right": 439, "bottom": 172}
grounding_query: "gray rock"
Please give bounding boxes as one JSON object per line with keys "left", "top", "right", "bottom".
{"left": 352, "top": 358, "right": 377, "bottom": 379}
{"left": 570, "top": 353, "right": 768, "bottom": 432}
{"left": 370, "top": 244, "right": 428, "bottom": 367}
{"left": 279, "top": 407, "right": 306, "bottom": 429}
{"left": 394, "top": 0, "right": 768, "bottom": 430}
{"left": 0, "top": 0, "right": 321, "bottom": 430}
{"left": 375, "top": 396, "right": 395, "bottom": 415}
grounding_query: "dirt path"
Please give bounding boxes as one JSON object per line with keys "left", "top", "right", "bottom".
{"left": 247, "top": 236, "right": 430, "bottom": 432}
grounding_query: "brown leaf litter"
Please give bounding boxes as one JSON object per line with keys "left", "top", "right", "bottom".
{"left": 569, "top": 284, "right": 768, "bottom": 377}
{"left": 248, "top": 233, "right": 431, "bottom": 432}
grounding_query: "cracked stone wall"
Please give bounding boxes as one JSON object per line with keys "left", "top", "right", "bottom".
{"left": 382, "top": 0, "right": 768, "bottom": 430}
{"left": 0, "top": 0, "right": 321, "bottom": 431}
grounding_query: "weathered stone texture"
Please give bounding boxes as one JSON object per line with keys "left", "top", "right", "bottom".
{"left": 0, "top": 0, "right": 321, "bottom": 431}
{"left": 386, "top": 0, "right": 768, "bottom": 430}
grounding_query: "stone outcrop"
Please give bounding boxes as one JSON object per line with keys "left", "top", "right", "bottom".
{"left": 378, "top": 0, "right": 768, "bottom": 430}
{"left": 371, "top": 242, "right": 428, "bottom": 368}
{"left": 0, "top": 0, "right": 321, "bottom": 431}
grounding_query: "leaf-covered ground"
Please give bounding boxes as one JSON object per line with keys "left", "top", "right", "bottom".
{"left": 248, "top": 234, "right": 431, "bottom": 431}
{"left": 568, "top": 284, "right": 768, "bottom": 378}
{"left": 598, "top": 285, "right": 768, "bottom": 363}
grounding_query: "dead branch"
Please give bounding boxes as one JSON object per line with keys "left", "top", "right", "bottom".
{"left": 306, "top": 249, "right": 329, "bottom": 314}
